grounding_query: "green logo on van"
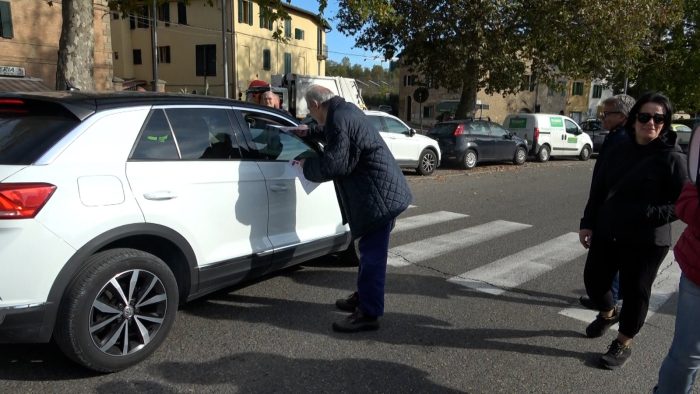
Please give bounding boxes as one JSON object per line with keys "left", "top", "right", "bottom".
{"left": 509, "top": 118, "right": 527, "bottom": 128}
{"left": 549, "top": 117, "right": 563, "bottom": 127}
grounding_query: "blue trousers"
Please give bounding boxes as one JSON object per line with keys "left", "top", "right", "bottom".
{"left": 655, "top": 274, "right": 700, "bottom": 394}
{"left": 356, "top": 219, "right": 394, "bottom": 317}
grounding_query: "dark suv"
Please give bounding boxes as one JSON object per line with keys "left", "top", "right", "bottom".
{"left": 427, "top": 119, "right": 528, "bottom": 169}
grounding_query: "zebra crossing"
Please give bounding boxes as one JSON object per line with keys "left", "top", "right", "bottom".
{"left": 391, "top": 207, "right": 681, "bottom": 328}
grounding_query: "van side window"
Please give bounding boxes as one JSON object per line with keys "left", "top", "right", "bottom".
{"left": 565, "top": 119, "right": 579, "bottom": 134}
{"left": 131, "top": 109, "right": 179, "bottom": 160}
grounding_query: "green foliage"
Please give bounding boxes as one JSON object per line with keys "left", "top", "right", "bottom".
{"left": 333, "top": 0, "right": 683, "bottom": 117}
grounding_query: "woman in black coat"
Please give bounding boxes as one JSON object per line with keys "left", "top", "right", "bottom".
{"left": 578, "top": 92, "right": 688, "bottom": 370}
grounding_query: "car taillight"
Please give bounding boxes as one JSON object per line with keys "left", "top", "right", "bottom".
{"left": 0, "top": 183, "right": 56, "bottom": 219}
{"left": 533, "top": 127, "right": 540, "bottom": 143}
{"left": 0, "top": 98, "right": 28, "bottom": 114}
{"left": 453, "top": 124, "right": 465, "bottom": 136}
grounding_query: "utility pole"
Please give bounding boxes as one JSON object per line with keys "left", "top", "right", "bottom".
{"left": 221, "top": 0, "right": 229, "bottom": 98}
{"left": 150, "top": 0, "right": 159, "bottom": 92}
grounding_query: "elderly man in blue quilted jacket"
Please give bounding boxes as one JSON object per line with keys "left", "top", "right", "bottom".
{"left": 296, "top": 84, "right": 413, "bottom": 332}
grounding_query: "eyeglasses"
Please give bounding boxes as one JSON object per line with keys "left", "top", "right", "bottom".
{"left": 636, "top": 112, "right": 665, "bottom": 125}
{"left": 602, "top": 111, "right": 621, "bottom": 118}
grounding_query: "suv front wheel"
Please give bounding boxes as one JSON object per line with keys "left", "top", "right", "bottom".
{"left": 54, "top": 248, "right": 179, "bottom": 372}
{"left": 417, "top": 149, "right": 438, "bottom": 175}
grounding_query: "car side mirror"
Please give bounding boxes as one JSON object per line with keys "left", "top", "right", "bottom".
{"left": 407, "top": 128, "right": 416, "bottom": 137}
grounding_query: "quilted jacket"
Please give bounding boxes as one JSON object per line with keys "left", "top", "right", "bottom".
{"left": 302, "top": 96, "right": 412, "bottom": 237}
{"left": 673, "top": 182, "right": 700, "bottom": 286}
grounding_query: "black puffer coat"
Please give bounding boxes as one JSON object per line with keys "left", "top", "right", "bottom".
{"left": 303, "top": 97, "right": 412, "bottom": 238}
{"left": 580, "top": 130, "right": 688, "bottom": 246}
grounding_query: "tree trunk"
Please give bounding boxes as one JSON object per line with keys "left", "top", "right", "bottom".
{"left": 56, "top": 0, "right": 95, "bottom": 91}
{"left": 455, "top": 62, "right": 479, "bottom": 119}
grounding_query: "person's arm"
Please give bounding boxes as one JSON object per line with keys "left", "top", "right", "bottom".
{"left": 303, "top": 116, "right": 361, "bottom": 182}
{"left": 675, "top": 182, "right": 700, "bottom": 227}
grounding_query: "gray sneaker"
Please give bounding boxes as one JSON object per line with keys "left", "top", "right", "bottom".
{"left": 599, "top": 339, "right": 631, "bottom": 369}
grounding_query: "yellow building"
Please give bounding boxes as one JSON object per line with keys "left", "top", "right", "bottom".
{"left": 111, "top": 0, "right": 329, "bottom": 97}
{"left": 0, "top": 0, "right": 113, "bottom": 91}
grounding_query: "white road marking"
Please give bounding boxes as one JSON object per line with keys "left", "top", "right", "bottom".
{"left": 558, "top": 254, "right": 680, "bottom": 329}
{"left": 393, "top": 211, "right": 469, "bottom": 233}
{"left": 388, "top": 220, "right": 531, "bottom": 267}
{"left": 447, "top": 232, "right": 587, "bottom": 295}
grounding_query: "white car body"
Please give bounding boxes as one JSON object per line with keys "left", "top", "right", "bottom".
{"left": 0, "top": 93, "right": 353, "bottom": 371}
{"left": 364, "top": 110, "right": 441, "bottom": 175}
{"left": 503, "top": 113, "right": 593, "bottom": 162}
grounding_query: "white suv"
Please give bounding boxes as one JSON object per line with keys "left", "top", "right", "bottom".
{"left": 364, "top": 110, "right": 441, "bottom": 175}
{"left": 0, "top": 92, "right": 355, "bottom": 372}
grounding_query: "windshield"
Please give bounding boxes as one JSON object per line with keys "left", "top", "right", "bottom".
{"left": 429, "top": 123, "right": 459, "bottom": 136}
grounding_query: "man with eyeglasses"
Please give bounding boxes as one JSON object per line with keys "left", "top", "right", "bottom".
{"left": 578, "top": 94, "right": 635, "bottom": 311}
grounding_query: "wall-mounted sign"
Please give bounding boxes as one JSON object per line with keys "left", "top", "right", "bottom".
{"left": 0, "top": 66, "right": 26, "bottom": 77}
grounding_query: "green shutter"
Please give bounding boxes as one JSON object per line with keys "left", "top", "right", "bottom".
{"left": 237, "top": 0, "right": 243, "bottom": 23}
{"left": 0, "top": 1, "right": 13, "bottom": 39}
{"left": 248, "top": 1, "right": 253, "bottom": 26}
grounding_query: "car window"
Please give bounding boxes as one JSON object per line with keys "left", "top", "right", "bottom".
{"left": 367, "top": 115, "right": 385, "bottom": 133}
{"left": 384, "top": 117, "right": 409, "bottom": 134}
{"left": 165, "top": 108, "right": 242, "bottom": 160}
{"left": 565, "top": 119, "right": 579, "bottom": 134}
{"left": 0, "top": 101, "right": 80, "bottom": 165}
{"left": 131, "top": 109, "right": 179, "bottom": 160}
{"left": 675, "top": 124, "right": 692, "bottom": 132}
{"left": 241, "top": 111, "right": 317, "bottom": 161}
{"left": 469, "top": 122, "right": 488, "bottom": 134}
{"left": 488, "top": 123, "right": 508, "bottom": 138}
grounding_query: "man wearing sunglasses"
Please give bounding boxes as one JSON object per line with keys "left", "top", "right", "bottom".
{"left": 579, "top": 94, "right": 635, "bottom": 311}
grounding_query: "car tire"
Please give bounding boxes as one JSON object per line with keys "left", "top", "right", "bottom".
{"left": 416, "top": 149, "right": 438, "bottom": 176}
{"left": 513, "top": 146, "right": 527, "bottom": 165}
{"left": 54, "top": 248, "right": 179, "bottom": 372}
{"left": 579, "top": 144, "right": 592, "bottom": 161}
{"left": 461, "top": 150, "right": 478, "bottom": 169}
{"left": 537, "top": 145, "right": 550, "bottom": 162}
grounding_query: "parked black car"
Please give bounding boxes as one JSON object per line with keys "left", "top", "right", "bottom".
{"left": 427, "top": 119, "right": 528, "bottom": 169}
{"left": 579, "top": 118, "right": 608, "bottom": 153}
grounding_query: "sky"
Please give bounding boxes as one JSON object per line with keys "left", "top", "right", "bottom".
{"left": 294, "top": 0, "right": 388, "bottom": 68}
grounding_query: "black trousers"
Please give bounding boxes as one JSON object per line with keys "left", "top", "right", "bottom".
{"left": 583, "top": 237, "right": 669, "bottom": 338}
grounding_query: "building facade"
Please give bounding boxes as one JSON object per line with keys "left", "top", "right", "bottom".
{"left": 0, "top": 0, "right": 113, "bottom": 91}
{"left": 398, "top": 69, "right": 568, "bottom": 127}
{"left": 111, "top": 0, "right": 328, "bottom": 97}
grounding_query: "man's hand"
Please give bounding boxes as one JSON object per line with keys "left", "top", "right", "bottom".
{"left": 579, "top": 229, "right": 593, "bottom": 249}
{"left": 291, "top": 124, "right": 309, "bottom": 137}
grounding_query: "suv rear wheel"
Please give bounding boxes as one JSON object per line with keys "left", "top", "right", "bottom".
{"left": 461, "top": 149, "right": 478, "bottom": 169}
{"left": 54, "top": 248, "right": 179, "bottom": 372}
{"left": 417, "top": 149, "right": 438, "bottom": 175}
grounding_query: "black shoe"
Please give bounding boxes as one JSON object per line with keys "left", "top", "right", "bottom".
{"left": 335, "top": 292, "right": 359, "bottom": 312}
{"left": 599, "top": 339, "right": 631, "bottom": 370}
{"left": 579, "top": 296, "right": 597, "bottom": 310}
{"left": 586, "top": 308, "right": 619, "bottom": 338}
{"left": 332, "top": 310, "right": 379, "bottom": 333}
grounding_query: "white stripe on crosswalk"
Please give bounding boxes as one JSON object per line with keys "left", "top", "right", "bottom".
{"left": 558, "top": 253, "right": 680, "bottom": 329}
{"left": 388, "top": 220, "right": 531, "bottom": 267}
{"left": 393, "top": 211, "right": 469, "bottom": 233}
{"left": 447, "top": 232, "right": 587, "bottom": 295}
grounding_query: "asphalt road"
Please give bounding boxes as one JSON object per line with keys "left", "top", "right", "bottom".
{"left": 0, "top": 157, "right": 694, "bottom": 393}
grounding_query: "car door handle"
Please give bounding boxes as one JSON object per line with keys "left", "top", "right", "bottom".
{"left": 269, "top": 184, "right": 289, "bottom": 192}
{"left": 143, "top": 191, "right": 177, "bottom": 200}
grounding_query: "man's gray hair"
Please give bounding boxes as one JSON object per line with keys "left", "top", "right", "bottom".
{"left": 305, "top": 85, "right": 337, "bottom": 106}
{"left": 602, "top": 94, "right": 635, "bottom": 117}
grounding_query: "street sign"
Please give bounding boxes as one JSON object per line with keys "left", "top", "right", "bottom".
{"left": 413, "top": 87, "right": 429, "bottom": 103}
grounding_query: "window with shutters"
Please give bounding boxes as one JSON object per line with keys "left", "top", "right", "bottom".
{"left": 196, "top": 45, "right": 216, "bottom": 77}
{"left": 238, "top": 0, "right": 253, "bottom": 25}
{"left": 284, "top": 53, "right": 292, "bottom": 74}
{"left": 284, "top": 18, "right": 291, "bottom": 38}
{"left": 572, "top": 81, "right": 584, "bottom": 96}
{"left": 0, "top": 1, "right": 12, "bottom": 39}
{"left": 294, "top": 28, "right": 304, "bottom": 40}
{"left": 158, "top": 46, "right": 171, "bottom": 64}
{"left": 133, "top": 49, "right": 142, "bottom": 65}
{"left": 177, "top": 1, "right": 187, "bottom": 25}
{"left": 592, "top": 84, "right": 603, "bottom": 99}
{"left": 158, "top": 3, "right": 170, "bottom": 27}
{"left": 263, "top": 49, "right": 271, "bottom": 71}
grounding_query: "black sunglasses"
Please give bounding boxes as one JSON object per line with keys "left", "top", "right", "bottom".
{"left": 636, "top": 112, "right": 665, "bottom": 125}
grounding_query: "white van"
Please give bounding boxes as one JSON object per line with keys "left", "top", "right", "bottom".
{"left": 503, "top": 113, "right": 593, "bottom": 162}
